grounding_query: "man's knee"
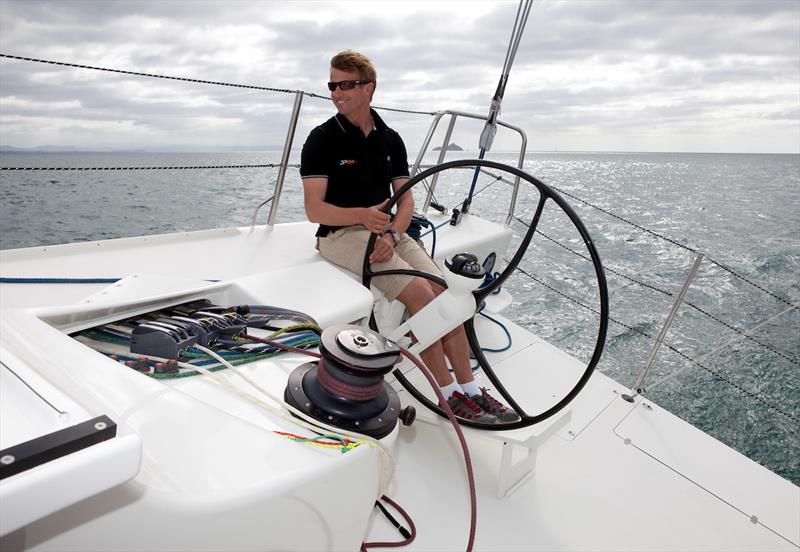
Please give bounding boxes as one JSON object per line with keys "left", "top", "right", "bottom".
{"left": 397, "top": 276, "right": 436, "bottom": 313}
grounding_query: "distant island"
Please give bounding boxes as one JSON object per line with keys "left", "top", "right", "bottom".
{"left": 432, "top": 143, "right": 463, "bottom": 151}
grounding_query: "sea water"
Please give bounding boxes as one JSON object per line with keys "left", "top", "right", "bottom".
{"left": 1, "top": 150, "right": 798, "bottom": 484}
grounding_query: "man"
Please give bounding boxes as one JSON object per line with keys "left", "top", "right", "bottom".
{"left": 300, "top": 50, "right": 518, "bottom": 423}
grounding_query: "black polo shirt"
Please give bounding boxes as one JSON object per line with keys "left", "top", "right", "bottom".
{"left": 300, "top": 108, "right": 409, "bottom": 237}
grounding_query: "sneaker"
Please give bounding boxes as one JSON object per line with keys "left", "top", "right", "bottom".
{"left": 470, "top": 388, "right": 521, "bottom": 422}
{"left": 447, "top": 391, "right": 498, "bottom": 423}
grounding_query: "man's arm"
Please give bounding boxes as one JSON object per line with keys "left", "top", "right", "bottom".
{"left": 369, "top": 177, "right": 413, "bottom": 263}
{"left": 388, "top": 177, "right": 412, "bottom": 234}
{"left": 302, "top": 177, "right": 390, "bottom": 234}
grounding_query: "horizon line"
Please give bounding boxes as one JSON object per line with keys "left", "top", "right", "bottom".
{"left": 2, "top": 145, "right": 798, "bottom": 156}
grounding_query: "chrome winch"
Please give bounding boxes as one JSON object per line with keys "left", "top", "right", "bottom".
{"left": 284, "top": 324, "right": 413, "bottom": 439}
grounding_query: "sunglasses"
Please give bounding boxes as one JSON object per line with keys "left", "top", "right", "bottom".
{"left": 327, "top": 79, "right": 372, "bottom": 91}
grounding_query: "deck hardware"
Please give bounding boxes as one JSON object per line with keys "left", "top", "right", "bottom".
{"left": 399, "top": 407, "right": 416, "bottom": 426}
{"left": 0, "top": 415, "right": 117, "bottom": 480}
{"left": 370, "top": 158, "right": 609, "bottom": 431}
{"left": 418, "top": 408, "right": 572, "bottom": 497}
{"left": 622, "top": 253, "right": 704, "bottom": 403}
{"left": 267, "top": 90, "right": 304, "bottom": 226}
{"left": 285, "top": 325, "right": 401, "bottom": 438}
{"left": 410, "top": 110, "right": 528, "bottom": 225}
{"left": 426, "top": 113, "right": 458, "bottom": 204}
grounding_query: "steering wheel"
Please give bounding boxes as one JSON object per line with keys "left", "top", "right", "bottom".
{"left": 362, "top": 159, "right": 609, "bottom": 430}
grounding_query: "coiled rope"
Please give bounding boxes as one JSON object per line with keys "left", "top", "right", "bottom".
{"left": 0, "top": 53, "right": 435, "bottom": 116}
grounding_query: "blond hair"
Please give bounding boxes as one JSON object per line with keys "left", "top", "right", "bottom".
{"left": 331, "top": 50, "right": 377, "bottom": 87}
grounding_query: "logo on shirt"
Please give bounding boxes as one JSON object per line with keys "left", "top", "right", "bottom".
{"left": 339, "top": 159, "right": 358, "bottom": 166}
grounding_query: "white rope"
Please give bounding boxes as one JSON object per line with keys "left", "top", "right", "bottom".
{"left": 192, "top": 345, "right": 396, "bottom": 498}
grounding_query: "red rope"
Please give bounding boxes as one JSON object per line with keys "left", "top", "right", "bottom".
{"left": 316, "top": 359, "right": 384, "bottom": 401}
{"left": 361, "top": 495, "right": 417, "bottom": 550}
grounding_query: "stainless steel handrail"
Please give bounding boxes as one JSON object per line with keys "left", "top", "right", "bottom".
{"left": 254, "top": 90, "right": 304, "bottom": 227}
{"left": 415, "top": 165, "right": 521, "bottom": 194}
{"left": 253, "top": 103, "right": 527, "bottom": 227}
{"left": 249, "top": 194, "right": 274, "bottom": 231}
{"left": 424, "top": 114, "right": 458, "bottom": 205}
{"left": 410, "top": 109, "right": 528, "bottom": 225}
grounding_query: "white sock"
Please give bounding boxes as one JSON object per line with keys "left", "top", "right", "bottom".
{"left": 441, "top": 380, "right": 463, "bottom": 399}
{"left": 460, "top": 380, "right": 481, "bottom": 398}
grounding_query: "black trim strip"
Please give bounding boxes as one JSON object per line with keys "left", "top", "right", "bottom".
{"left": 0, "top": 415, "right": 117, "bottom": 480}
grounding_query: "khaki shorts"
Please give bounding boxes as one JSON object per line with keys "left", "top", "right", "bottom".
{"left": 318, "top": 226, "right": 442, "bottom": 301}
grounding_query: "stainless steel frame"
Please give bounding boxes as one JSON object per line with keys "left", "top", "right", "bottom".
{"left": 409, "top": 110, "right": 528, "bottom": 225}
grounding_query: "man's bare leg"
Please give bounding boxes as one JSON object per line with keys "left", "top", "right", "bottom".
{"left": 395, "top": 277, "right": 454, "bottom": 386}
{"left": 441, "top": 326, "right": 475, "bottom": 385}
{"left": 426, "top": 281, "right": 476, "bottom": 386}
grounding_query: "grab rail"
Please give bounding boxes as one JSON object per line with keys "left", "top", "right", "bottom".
{"left": 409, "top": 110, "right": 528, "bottom": 225}
{"left": 266, "top": 90, "right": 304, "bottom": 226}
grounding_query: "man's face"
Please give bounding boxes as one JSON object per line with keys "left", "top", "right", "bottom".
{"left": 329, "top": 67, "right": 373, "bottom": 118}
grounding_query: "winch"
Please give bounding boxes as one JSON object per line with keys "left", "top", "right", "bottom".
{"left": 284, "top": 324, "right": 411, "bottom": 439}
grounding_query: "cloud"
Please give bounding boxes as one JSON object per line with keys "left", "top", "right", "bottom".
{"left": 0, "top": 0, "right": 797, "bottom": 153}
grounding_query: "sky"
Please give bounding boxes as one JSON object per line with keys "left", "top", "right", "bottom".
{"left": 0, "top": 0, "right": 798, "bottom": 154}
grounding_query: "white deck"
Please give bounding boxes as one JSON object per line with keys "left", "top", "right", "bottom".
{"left": 1, "top": 219, "right": 797, "bottom": 551}
{"left": 371, "top": 314, "right": 799, "bottom": 551}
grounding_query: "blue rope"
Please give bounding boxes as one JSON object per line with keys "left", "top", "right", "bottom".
{"left": 0, "top": 277, "right": 220, "bottom": 284}
{"left": 0, "top": 277, "right": 121, "bottom": 284}
{"left": 465, "top": 148, "right": 487, "bottom": 207}
{"left": 418, "top": 219, "right": 450, "bottom": 239}
{"left": 478, "top": 271, "right": 503, "bottom": 295}
{"left": 475, "top": 311, "right": 513, "bottom": 354}
{"left": 418, "top": 219, "right": 450, "bottom": 258}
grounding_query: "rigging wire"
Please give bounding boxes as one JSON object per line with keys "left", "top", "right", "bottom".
{"left": 4, "top": 35, "right": 794, "bottom": 427}
{"left": 425, "top": 165, "right": 796, "bottom": 317}
{"left": 516, "top": 218, "right": 799, "bottom": 366}
{"left": 646, "top": 305, "right": 797, "bottom": 394}
{"left": 0, "top": 53, "right": 435, "bottom": 116}
{"left": 6, "top": 43, "right": 791, "bottom": 316}
{"left": 546, "top": 184, "right": 799, "bottom": 311}
{"left": 463, "top": 0, "right": 534, "bottom": 213}
{"left": 506, "top": 259, "right": 799, "bottom": 425}
{"left": 0, "top": 163, "right": 296, "bottom": 171}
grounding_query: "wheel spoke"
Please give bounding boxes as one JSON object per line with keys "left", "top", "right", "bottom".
{"left": 359, "top": 159, "right": 609, "bottom": 430}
